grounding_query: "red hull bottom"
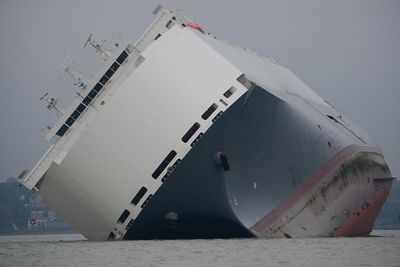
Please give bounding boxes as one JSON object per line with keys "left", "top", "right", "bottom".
{"left": 250, "top": 145, "right": 392, "bottom": 238}
{"left": 335, "top": 184, "right": 391, "bottom": 237}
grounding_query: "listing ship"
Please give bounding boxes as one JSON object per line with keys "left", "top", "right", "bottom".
{"left": 20, "top": 7, "right": 393, "bottom": 240}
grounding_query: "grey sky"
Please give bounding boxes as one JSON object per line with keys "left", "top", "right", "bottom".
{"left": 0, "top": 0, "right": 399, "bottom": 182}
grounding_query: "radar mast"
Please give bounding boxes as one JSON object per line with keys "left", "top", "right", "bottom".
{"left": 83, "top": 33, "right": 112, "bottom": 60}
{"left": 40, "top": 93, "right": 65, "bottom": 116}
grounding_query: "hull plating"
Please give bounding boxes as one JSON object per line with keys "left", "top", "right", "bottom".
{"left": 124, "top": 86, "right": 392, "bottom": 239}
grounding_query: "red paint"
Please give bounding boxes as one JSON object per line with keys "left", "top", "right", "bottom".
{"left": 186, "top": 22, "right": 204, "bottom": 32}
{"left": 334, "top": 186, "right": 391, "bottom": 237}
{"left": 251, "top": 145, "right": 381, "bottom": 236}
{"left": 250, "top": 145, "right": 390, "bottom": 237}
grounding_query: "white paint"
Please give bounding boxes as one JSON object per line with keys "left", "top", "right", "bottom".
{"left": 25, "top": 14, "right": 248, "bottom": 240}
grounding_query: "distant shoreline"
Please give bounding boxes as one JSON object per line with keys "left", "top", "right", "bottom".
{"left": 0, "top": 229, "right": 78, "bottom": 236}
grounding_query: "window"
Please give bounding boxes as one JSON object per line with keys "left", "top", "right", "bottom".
{"left": 116, "top": 50, "right": 129, "bottom": 65}
{"left": 190, "top": 132, "right": 203, "bottom": 147}
{"left": 82, "top": 95, "right": 92, "bottom": 106}
{"left": 70, "top": 110, "right": 81, "bottom": 120}
{"left": 109, "top": 62, "right": 120, "bottom": 72}
{"left": 93, "top": 82, "right": 103, "bottom": 92}
{"left": 99, "top": 74, "right": 109, "bottom": 85}
{"left": 56, "top": 124, "right": 69, "bottom": 137}
{"left": 161, "top": 158, "right": 181, "bottom": 182}
{"left": 104, "top": 68, "right": 114, "bottom": 79}
{"left": 165, "top": 20, "right": 173, "bottom": 29}
{"left": 212, "top": 111, "right": 224, "bottom": 123}
{"left": 154, "top": 33, "right": 161, "bottom": 40}
{"left": 65, "top": 116, "right": 75, "bottom": 127}
{"left": 181, "top": 122, "right": 200, "bottom": 143}
{"left": 236, "top": 74, "right": 253, "bottom": 89}
{"left": 223, "top": 86, "right": 237, "bottom": 98}
{"left": 76, "top": 103, "right": 86, "bottom": 113}
{"left": 152, "top": 150, "right": 177, "bottom": 179}
{"left": 131, "top": 186, "right": 148, "bottom": 205}
{"left": 88, "top": 89, "right": 98, "bottom": 99}
{"left": 219, "top": 99, "right": 228, "bottom": 106}
{"left": 201, "top": 103, "right": 218, "bottom": 120}
{"left": 117, "top": 209, "right": 130, "bottom": 224}
{"left": 141, "top": 194, "right": 153, "bottom": 209}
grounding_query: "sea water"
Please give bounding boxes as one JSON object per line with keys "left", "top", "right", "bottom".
{"left": 0, "top": 230, "right": 399, "bottom": 266}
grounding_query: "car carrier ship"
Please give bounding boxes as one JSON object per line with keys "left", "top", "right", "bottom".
{"left": 20, "top": 7, "right": 393, "bottom": 240}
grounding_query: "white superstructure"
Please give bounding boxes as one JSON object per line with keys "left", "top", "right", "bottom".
{"left": 22, "top": 9, "right": 250, "bottom": 240}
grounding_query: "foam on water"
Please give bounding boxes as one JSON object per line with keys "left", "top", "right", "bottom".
{"left": 0, "top": 230, "right": 399, "bottom": 267}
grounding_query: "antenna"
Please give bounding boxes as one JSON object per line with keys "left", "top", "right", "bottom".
{"left": 40, "top": 93, "right": 65, "bottom": 116}
{"left": 39, "top": 93, "right": 48, "bottom": 101}
{"left": 53, "top": 55, "right": 91, "bottom": 93}
{"left": 61, "top": 55, "right": 89, "bottom": 90}
{"left": 83, "top": 32, "right": 112, "bottom": 60}
{"left": 83, "top": 33, "right": 93, "bottom": 48}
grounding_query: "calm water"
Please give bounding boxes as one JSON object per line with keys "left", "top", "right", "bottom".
{"left": 0, "top": 230, "right": 399, "bottom": 267}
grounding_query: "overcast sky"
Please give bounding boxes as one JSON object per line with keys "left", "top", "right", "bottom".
{"left": 0, "top": 0, "right": 399, "bottom": 182}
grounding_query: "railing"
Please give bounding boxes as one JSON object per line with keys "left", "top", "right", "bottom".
{"left": 23, "top": 145, "right": 57, "bottom": 190}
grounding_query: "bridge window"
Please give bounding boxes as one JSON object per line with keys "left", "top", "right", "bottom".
{"left": 82, "top": 95, "right": 92, "bottom": 106}
{"left": 56, "top": 124, "right": 69, "bottom": 137}
{"left": 110, "top": 62, "right": 120, "bottom": 72}
{"left": 76, "top": 103, "right": 86, "bottom": 113}
{"left": 93, "top": 82, "right": 103, "bottom": 92}
{"left": 70, "top": 110, "right": 81, "bottom": 120}
{"left": 88, "top": 89, "right": 98, "bottom": 99}
{"left": 99, "top": 74, "right": 109, "bottom": 85}
{"left": 104, "top": 68, "right": 114, "bottom": 79}
{"left": 116, "top": 50, "right": 129, "bottom": 65}
{"left": 65, "top": 116, "right": 75, "bottom": 127}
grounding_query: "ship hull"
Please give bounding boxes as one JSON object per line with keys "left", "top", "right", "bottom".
{"left": 124, "top": 86, "right": 392, "bottom": 239}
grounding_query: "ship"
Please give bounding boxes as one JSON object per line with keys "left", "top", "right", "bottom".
{"left": 20, "top": 7, "right": 393, "bottom": 240}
